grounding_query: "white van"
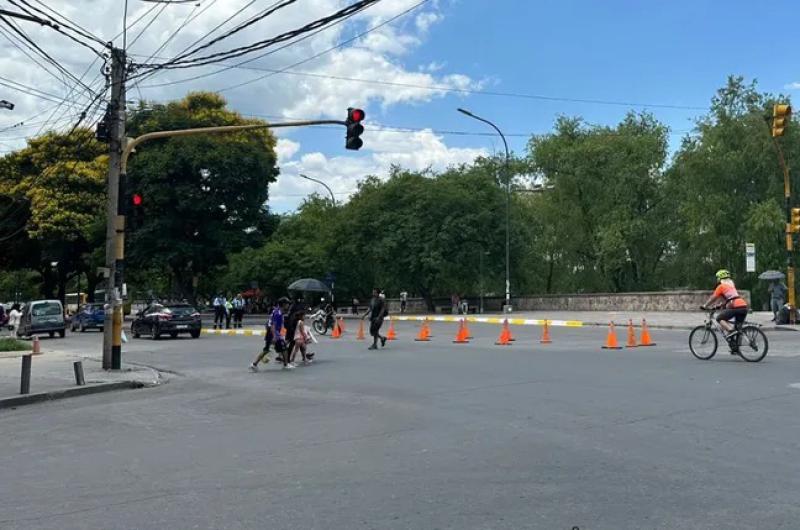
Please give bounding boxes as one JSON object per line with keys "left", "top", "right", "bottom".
{"left": 18, "top": 299, "right": 66, "bottom": 338}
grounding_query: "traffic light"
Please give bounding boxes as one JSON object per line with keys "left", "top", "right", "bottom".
{"left": 96, "top": 117, "right": 109, "bottom": 142}
{"left": 792, "top": 207, "right": 800, "bottom": 232}
{"left": 345, "top": 107, "right": 365, "bottom": 150}
{"left": 129, "top": 193, "right": 144, "bottom": 229}
{"left": 772, "top": 104, "right": 792, "bottom": 137}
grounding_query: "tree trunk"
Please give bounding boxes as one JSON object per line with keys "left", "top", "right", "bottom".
{"left": 419, "top": 286, "right": 434, "bottom": 312}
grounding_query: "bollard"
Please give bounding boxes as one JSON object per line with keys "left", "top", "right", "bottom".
{"left": 73, "top": 361, "right": 85, "bottom": 386}
{"left": 20, "top": 354, "right": 31, "bottom": 395}
{"left": 32, "top": 335, "right": 40, "bottom": 355}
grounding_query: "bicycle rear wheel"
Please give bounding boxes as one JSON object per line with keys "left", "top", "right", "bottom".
{"left": 689, "top": 325, "right": 718, "bottom": 360}
{"left": 738, "top": 326, "right": 768, "bottom": 362}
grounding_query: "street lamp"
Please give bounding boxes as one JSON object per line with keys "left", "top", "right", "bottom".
{"left": 457, "top": 107, "right": 512, "bottom": 312}
{"left": 298, "top": 173, "right": 336, "bottom": 206}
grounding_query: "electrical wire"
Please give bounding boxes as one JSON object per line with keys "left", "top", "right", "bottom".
{"left": 0, "top": 15, "right": 96, "bottom": 95}
{"left": 0, "top": 75, "right": 67, "bottom": 104}
{"left": 27, "top": 0, "right": 107, "bottom": 45}
{"left": 6, "top": 0, "right": 105, "bottom": 56}
{"left": 165, "top": 0, "right": 298, "bottom": 65}
{"left": 140, "top": 0, "right": 429, "bottom": 90}
{"left": 135, "top": 0, "right": 381, "bottom": 72}
{"left": 126, "top": 1, "right": 168, "bottom": 50}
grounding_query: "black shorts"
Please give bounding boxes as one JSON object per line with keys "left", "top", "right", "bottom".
{"left": 369, "top": 318, "right": 384, "bottom": 336}
{"left": 717, "top": 307, "right": 748, "bottom": 325}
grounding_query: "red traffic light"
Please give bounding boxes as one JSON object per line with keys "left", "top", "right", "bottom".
{"left": 132, "top": 193, "right": 143, "bottom": 206}
{"left": 348, "top": 108, "right": 365, "bottom": 122}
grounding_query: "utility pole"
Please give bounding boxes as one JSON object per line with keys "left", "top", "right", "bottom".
{"left": 102, "top": 47, "right": 126, "bottom": 370}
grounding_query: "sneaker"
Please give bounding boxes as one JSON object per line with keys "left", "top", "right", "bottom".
{"left": 368, "top": 345, "right": 378, "bottom": 350}
{"left": 303, "top": 359, "right": 312, "bottom": 365}
{"left": 283, "top": 363, "right": 296, "bottom": 370}
{"left": 249, "top": 363, "right": 258, "bottom": 372}
{"left": 306, "top": 352, "right": 315, "bottom": 360}
{"left": 380, "top": 336, "right": 387, "bottom": 348}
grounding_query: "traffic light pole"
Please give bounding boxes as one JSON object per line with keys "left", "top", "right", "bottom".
{"left": 102, "top": 48, "right": 126, "bottom": 370}
{"left": 108, "top": 118, "right": 349, "bottom": 368}
{"left": 772, "top": 137, "right": 796, "bottom": 322}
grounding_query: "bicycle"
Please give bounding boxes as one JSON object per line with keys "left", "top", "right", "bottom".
{"left": 688, "top": 308, "right": 769, "bottom": 362}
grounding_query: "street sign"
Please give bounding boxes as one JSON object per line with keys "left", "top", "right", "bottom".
{"left": 746, "top": 243, "right": 756, "bottom": 273}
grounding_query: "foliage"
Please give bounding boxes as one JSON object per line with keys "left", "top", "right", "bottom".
{"left": 125, "top": 92, "right": 279, "bottom": 301}
{"left": 0, "top": 338, "right": 30, "bottom": 352}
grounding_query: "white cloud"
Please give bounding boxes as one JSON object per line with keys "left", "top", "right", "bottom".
{"left": 269, "top": 127, "right": 487, "bottom": 212}
{"left": 0, "top": 0, "right": 488, "bottom": 214}
{"left": 275, "top": 138, "right": 300, "bottom": 163}
{"left": 784, "top": 82, "right": 800, "bottom": 90}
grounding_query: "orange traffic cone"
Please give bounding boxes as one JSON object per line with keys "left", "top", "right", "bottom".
{"left": 625, "top": 319, "right": 638, "bottom": 348}
{"left": 464, "top": 319, "right": 474, "bottom": 339}
{"left": 422, "top": 320, "right": 432, "bottom": 340}
{"left": 540, "top": 321, "right": 552, "bottom": 344}
{"left": 338, "top": 318, "right": 346, "bottom": 333}
{"left": 357, "top": 320, "right": 365, "bottom": 340}
{"left": 639, "top": 319, "right": 656, "bottom": 346}
{"left": 504, "top": 319, "right": 516, "bottom": 341}
{"left": 331, "top": 320, "right": 342, "bottom": 339}
{"left": 495, "top": 322, "right": 511, "bottom": 346}
{"left": 453, "top": 319, "right": 469, "bottom": 343}
{"left": 414, "top": 320, "right": 430, "bottom": 342}
{"left": 387, "top": 320, "right": 397, "bottom": 340}
{"left": 601, "top": 322, "right": 622, "bottom": 349}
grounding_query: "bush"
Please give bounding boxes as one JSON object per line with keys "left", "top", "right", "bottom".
{"left": 0, "top": 338, "right": 31, "bottom": 352}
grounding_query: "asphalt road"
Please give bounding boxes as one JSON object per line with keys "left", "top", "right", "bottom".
{"left": 1, "top": 321, "right": 800, "bottom": 529}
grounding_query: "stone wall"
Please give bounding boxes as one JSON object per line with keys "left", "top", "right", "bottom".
{"left": 385, "top": 290, "right": 751, "bottom": 314}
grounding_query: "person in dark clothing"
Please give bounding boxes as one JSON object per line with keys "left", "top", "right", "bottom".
{"left": 363, "top": 288, "right": 387, "bottom": 350}
{"left": 249, "top": 298, "right": 289, "bottom": 371}
{"left": 281, "top": 298, "right": 305, "bottom": 365}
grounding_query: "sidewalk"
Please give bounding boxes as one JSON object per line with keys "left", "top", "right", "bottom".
{"left": 0, "top": 345, "right": 164, "bottom": 409}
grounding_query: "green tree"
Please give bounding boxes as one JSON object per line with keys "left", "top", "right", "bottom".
{"left": 665, "top": 76, "right": 798, "bottom": 307}
{"left": 527, "top": 112, "right": 672, "bottom": 292}
{"left": 126, "top": 92, "right": 279, "bottom": 301}
{"left": 0, "top": 128, "right": 106, "bottom": 300}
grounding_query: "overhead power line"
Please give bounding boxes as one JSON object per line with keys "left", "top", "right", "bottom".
{"left": 139, "top": 0, "right": 429, "bottom": 89}
{"left": 26, "top": 0, "right": 106, "bottom": 45}
{"left": 134, "top": 0, "right": 382, "bottom": 72}
{"left": 8, "top": 0, "right": 107, "bottom": 52}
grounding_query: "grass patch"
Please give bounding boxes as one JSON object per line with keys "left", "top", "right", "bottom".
{"left": 0, "top": 338, "right": 31, "bottom": 352}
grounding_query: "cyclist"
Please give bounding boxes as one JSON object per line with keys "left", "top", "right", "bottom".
{"left": 701, "top": 269, "right": 749, "bottom": 350}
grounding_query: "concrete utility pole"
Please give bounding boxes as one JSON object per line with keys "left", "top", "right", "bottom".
{"left": 102, "top": 48, "right": 126, "bottom": 370}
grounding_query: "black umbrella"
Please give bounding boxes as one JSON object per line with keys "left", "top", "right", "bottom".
{"left": 287, "top": 278, "right": 330, "bottom": 292}
{"left": 758, "top": 270, "right": 786, "bottom": 281}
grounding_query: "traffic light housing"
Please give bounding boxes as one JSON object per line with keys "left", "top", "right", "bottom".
{"left": 772, "top": 104, "right": 792, "bottom": 137}
{"left": 792, "top": 207, "right": 800, "bottom": 233}
{"left": 345, "top": 107, "right": 365, "bottom": 150}
{"left": 129, "top": 193, "right": 144, "bottom": 230}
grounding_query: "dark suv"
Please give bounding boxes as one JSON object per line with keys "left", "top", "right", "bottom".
{"left": 131, "top": 304, "right": 202, "bottom": 339}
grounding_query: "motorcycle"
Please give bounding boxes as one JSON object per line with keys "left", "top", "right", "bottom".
{"left": 311, "top": 306, "right": 336, "bottom": 335}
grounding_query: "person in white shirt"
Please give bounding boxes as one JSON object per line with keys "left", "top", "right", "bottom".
{"left": 212, "top": 293, "right": 226, "bottom": 329}
{"left": 8, "top": 303, "right": 22, "bottom": 338}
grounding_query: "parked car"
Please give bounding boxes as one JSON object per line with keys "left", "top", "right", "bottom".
{"left": 70, "top": 302, "right": 105, "bottom": 332}
{"left": 17, "top": 299, "right": 66, "bottom": 338}
{"left": 131, "top": 303, "right": 202, "bottom": 339}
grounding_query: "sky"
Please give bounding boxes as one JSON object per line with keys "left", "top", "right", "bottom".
{"left": 1, "top": 0, "right": 799, "bottom": 213}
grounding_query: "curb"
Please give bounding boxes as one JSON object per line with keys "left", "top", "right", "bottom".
{"left": 0, "top": 380, "right": 147, "bottom": 410}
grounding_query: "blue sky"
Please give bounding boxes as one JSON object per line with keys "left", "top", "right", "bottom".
{"left": 1, "top": 0, "right": 798, "bottom": 212}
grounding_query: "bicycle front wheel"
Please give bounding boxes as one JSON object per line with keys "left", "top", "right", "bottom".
{"left": 689, "top": 325, "right": 718, "bottom": 360}
{"left": 738, "top": 326, "right": 768, "bottom": 363}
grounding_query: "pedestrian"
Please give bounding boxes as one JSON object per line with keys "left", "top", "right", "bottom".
{"left": 289, "top": 310, "right": 311, "bottom": 366}
{"left": 212, "top": 292, "right": 226, "bottom": 329}
{"left": 250, "top": 298, "right": 289, "bottom": 371}
{"left": 232, "top": 293, "right": 245, "bottom": 328}
{"left": 8, "top": 303, "right": 21, "bottom": 338}
{"left": 224, "top": 297, "right": 233, "bottom": 329}
{"left": 460, "top": 296, "right": 468, "bottom": 315}
{"left": 351, "top": 297, "right": 358, "bottom": 315}
{"left": 451, "top": 293, "right": 459, "bottom": 315}
{"left": 768, "top": 280, "right": 788, "bottom": 322}
{"left": 281, "top": 298, "right": 303, "bottom": 367}
{"left": 363, "top": 288, "right": 387, "bottom": 350}
{"left": 400, "top": 290, "right": 408, "bottom": 314}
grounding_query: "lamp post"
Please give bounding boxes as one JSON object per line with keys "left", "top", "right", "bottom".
{"left": 457, "top": 107, "right": 512, "bottom": 312}
{"left": 298, "top": 173, "right": 336, "bottom": 206}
